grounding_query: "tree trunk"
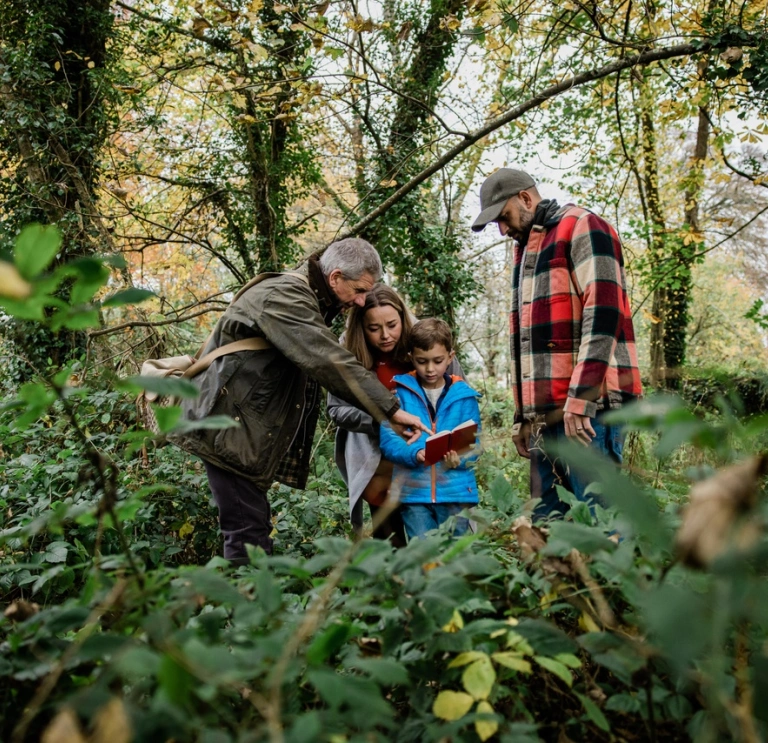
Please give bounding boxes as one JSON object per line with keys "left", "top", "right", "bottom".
{"left": 0, "top": 0, "right": 114, "bottom": 373}
{"left": 638, "top": 69, "right": 669, "bottom": 388}
{"left": 663, "top": 105, "right": 709, "bottom": 388}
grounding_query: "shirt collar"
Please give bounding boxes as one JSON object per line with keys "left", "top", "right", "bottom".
{"left": 307, "top": 252, "right": 342, "bottom": 326}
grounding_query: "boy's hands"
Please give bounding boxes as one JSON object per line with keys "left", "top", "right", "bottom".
{"left": 415, "top": 450, "right": 459, "bottom": 467}
{"left": 443, "top": 450, "right": 460, "bottom": 469}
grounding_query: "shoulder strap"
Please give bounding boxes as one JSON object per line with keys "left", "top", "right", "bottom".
{"left": 183, "top": 337, "right": 272, "bottom": 379}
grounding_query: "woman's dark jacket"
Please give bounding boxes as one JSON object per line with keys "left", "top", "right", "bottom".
{"left": 171, "top": 259, "right": 399, "bottom": 490}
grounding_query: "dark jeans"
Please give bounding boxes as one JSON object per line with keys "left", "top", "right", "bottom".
{"left": 400, "top": 503, "right": 472, "bottom": 540}
{"left": 204, "top": 461, "right": 273, "bottom": 561}
{"left": 530, "top": 414, "right": 624, "bottom": 521}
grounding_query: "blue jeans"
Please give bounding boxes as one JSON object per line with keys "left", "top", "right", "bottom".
{"left": 530, "top": 414, "right": 624, "bottom": 521}
{"left": 400, "top": 503, "right": 472, "bottom": 540}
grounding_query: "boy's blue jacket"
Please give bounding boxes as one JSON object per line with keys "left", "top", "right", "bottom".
{"left": 380, "top": 372, "right": 481, "bottom": 505}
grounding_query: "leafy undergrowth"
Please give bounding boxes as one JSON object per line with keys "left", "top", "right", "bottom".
{"left": 1, "top": 382, "right": 768, "bottom": 743}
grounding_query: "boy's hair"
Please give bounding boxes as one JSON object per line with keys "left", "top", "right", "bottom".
{"left": 408, "top": 318, "right": 453, "bottom": 353}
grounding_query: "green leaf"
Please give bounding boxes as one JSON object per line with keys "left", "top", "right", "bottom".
{"left": 432, "top": 690, "right": 475, "bottom": 721}
{"left": 462, "top": 657, "right": 496, "bottom": 700}
{"left": 123, "top": 375, "right": 199, "bottom": 399}
{"left": 0, "top": 296, "right": 45, "bottom": 320}
{"left": 492, "top": 652, "right": 532, "bottom": 674}
{"left": 43, "top": 541, "right": 70, "bottom": 564}
{"left": 502, "top": 13, "right": 519, "bottom": 33}
{"left": 515, "top": 619, "right": 577, "bottom": 655}
{"left": 534, "top": 656, "right": 573, "bottom": 687}
{"left": 153, "top": 405, "right": 182, "bottom": 433}
{"left": 306, "top": 622, "right": 353, "bottom": 665}
{"left": 158, "top": 654, "right": 195, "bottom": 705}
{"left": 14, "top": 224, "right": 61, "bottom": 279}
{"left": 102, "top": 287, "right": 156, "bottom": 307}
{"left": 51, "top": 307, "right": 101, "bottom": 331}
{"left": 346, "top": 658, "right": 411, "bottom": 686}
{"left": 574, "top": 690, "right": 610, "bottom": 732}
{"left": 542, "top": 522, "right": 617, "bottom": 556}
{"left": 489, "top": 474, "right": 514, "bottom": 509}
{"left": 554, "top": 653, "right": 582, "bottom": 669}
{"left": 167, "top": 415, "right": 239, "bottom": 435}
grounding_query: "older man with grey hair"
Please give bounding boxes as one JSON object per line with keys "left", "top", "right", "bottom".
{"left": 173, "top": 238, "right": 428, "bottom": 562}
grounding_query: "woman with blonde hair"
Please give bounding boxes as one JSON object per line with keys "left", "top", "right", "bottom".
{"left": 328, "top": 284, "right": 460, "bottom": 545}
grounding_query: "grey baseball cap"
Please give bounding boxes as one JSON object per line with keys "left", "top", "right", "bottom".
{"left": 471, "top": 168, "right": 536, "bottom": 232}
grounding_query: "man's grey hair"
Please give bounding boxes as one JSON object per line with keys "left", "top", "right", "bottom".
{"left": 319, "top": 238, "right": 383, "bottom": 281}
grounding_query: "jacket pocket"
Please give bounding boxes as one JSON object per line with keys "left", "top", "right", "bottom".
{"left": 213, "top": 402, "right": 282, "bottom": 474}
{"left": 229, "top": 350, "right": 286, "bottom": 416}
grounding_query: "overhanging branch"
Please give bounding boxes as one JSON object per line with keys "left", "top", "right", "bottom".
{"left": 337, "top": 39, "right": 730, "bottom": 241}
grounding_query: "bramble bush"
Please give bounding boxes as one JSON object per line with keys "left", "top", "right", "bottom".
{"left": 1, "top": 226, "right": 768, "bottom": 742}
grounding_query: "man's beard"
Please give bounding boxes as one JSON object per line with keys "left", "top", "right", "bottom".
{"left": 515, "top": 206, "right": 535, "bottom": 242}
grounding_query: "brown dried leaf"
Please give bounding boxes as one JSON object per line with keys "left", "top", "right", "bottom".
{"left": 4, "top": 599, "right": 40, "bottom": 621}
{"left": 511, "top": 516, "right": 547, "bottom": 558}
{"left": 720, "top": 47, "right": 743, "bottom": 63}
{"left": 91, "top": 698, "right": 131, "bottom": 743}
{"left": 41, "top": 708, "right": 87, "bottom": 743}
{"left": 191, "top": 17, "right": 212, "bottom": 37}
{"left": 677, "top": 454, "right": 767, "bottom": 568}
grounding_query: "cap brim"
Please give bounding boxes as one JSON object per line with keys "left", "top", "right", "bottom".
{"left": 471, "top": 200, "right": 506, "bottom": 232}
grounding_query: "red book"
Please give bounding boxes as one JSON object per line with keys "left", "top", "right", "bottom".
{"left": 423, "top": 420, "right": 478, "bottom": 466}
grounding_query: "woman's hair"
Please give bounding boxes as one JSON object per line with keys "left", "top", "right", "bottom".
{"left": 344, "top": 284, "right": 413, "bottom": 369}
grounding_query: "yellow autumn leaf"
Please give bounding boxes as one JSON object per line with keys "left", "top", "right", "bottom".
{"left": 578, "top": 611, "right": 601, "bottom": 633}
{"left": 432, "top": 690, "right": 474, "bottom": 721}
{"left": 87, "top": 61, "right": 95, "bottom": 69}
{"left": 442, "top": 609, "right": 463, "bottom": 632}
{"left": 492, "top": 651, "right": 532, "bottom": 674}
{"left": 475, "top": 700, "right": 499, "bottom": 742}
{"left": 448, "top": 650, "right": 487, "bottom": 668}
{"left": 379, "top": 178, "right": 397, "bottom": 188}
{"left": 247, "top": 42, "right": 268, "bottom": 61}
{"left": 0, "top": 261, "right": 32, "bottom": 299}
{"left": 506, "top": 631, "right": 533, "bottom": 655}
{"left": 54, "top": 61, "right": 61, "bottom": 71}
{"left": 347, "top": 14, "right": 374, "bottom": 32}
{"left": 179, "top": 522, "right": 194, "bottom": 539}
{"left": 462, "top": 657, "right": 496, "bottom": 700}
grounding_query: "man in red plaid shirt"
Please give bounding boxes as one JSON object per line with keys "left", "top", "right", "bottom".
{"left": 472, "top": 169, "right": 642, "bottom": 520}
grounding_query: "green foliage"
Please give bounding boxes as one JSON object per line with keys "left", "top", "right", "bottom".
{"left": 3, "top": 224, "right": 768, "bottom": 742}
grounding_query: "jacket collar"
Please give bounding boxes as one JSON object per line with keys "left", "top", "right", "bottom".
{"left": 395, "top": 372, "right": 476, "bottom": 404}
{"left": 306, "top": 252, "right": 342, "bottom": 326}
{"left": 519, "top": 199, "right": 565, "bottom": 248}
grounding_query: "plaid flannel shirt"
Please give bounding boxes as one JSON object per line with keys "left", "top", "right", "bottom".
{"left": 510, "top": 205, "right": 642, "bottom": 424}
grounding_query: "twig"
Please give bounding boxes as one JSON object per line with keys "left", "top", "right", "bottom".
{"left": 11, "top": 580, "right": 127, "bottom": 743}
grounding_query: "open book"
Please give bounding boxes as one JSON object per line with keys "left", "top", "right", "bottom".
{"left": 424, "top": 420, "right": 478, "bottom": 466}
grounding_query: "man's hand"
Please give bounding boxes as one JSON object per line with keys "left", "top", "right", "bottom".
{"left": 513, "top": 420, "right": 532, "bottom": 459}
{"left": 564, "top": 411, "right": 595, "bottom": 446}
{"left": 389, "top": 409, "right": 430, "bottom": 444}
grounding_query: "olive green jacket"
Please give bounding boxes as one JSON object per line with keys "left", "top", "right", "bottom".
{"left": 172, "top": 260, "right": 399, "bottom": 489}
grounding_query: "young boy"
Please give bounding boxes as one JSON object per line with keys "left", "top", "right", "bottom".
{"left": 379, "top": 318, "right": 481, "bottom": 539}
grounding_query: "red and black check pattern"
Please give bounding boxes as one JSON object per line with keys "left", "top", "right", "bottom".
{"left": 510, "top": 206, "right": 642, "bottom": 421}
